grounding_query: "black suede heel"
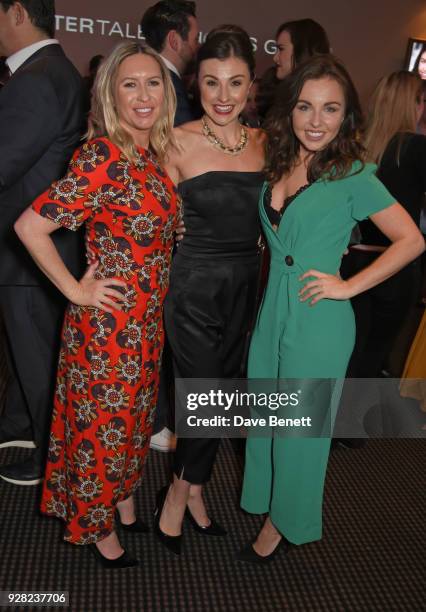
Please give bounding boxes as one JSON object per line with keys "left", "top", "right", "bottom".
{"left": 236, "top": 538, "right": 290, "bottom": 564}
{"left": 153, "top": 485, "right": 182, "bottom": 556}
{"left": 88, "top": 544, "right": 139, "bottom": 568}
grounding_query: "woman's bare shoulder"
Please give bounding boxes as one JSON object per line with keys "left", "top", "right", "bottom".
{"left": 172, "top": 121, "right": 203, "bottom": 153}
{"left": 174, "top": 120, "right": 202, "bottom": 138}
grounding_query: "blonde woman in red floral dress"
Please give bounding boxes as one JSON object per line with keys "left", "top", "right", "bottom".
{"left": 14, "top": 42, "right": 180, "bottom": 568}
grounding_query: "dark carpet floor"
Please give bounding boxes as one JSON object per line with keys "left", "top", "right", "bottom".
{"left": 0, "top": 438, "right": 424, "bottom": 612}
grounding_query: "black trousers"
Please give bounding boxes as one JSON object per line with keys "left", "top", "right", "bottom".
{"left": 152, "top": 336, "right": 174, "bottom": 435}
{"left": 341, "top": 249, "right": 422, "bottom": 377}
{"left": 164, "top": 253, "right": 259, "bottom": 484}
{"left": 0, "top": 285, "right": 65, "bottom": 455}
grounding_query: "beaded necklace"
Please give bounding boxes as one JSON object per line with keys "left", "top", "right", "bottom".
{"left": 201, "top": 116, "right": 249, "bottom": 155}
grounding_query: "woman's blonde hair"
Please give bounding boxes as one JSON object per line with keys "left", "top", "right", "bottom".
{"left": 87, "top": 41, "right": 176, "bottom": 164}
{"left": 364, "top": 70, "right": 423, "bottom": 165}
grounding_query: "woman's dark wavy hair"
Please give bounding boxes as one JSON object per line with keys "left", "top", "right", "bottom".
{"left": 276, "top": 19, "right": 330, "bottom": 69}
{"left": 196, "top": 29, "right": 255, "bottom": 80}
{"left": 265, "top": 54, "right": 364, "bottom": 184}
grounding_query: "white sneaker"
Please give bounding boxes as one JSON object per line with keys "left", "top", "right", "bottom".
{"left": 0, "top": 435, "right": 36, "bottom": 450}
{"left": 149, "top": 427, "right": 176, "bottom": 453}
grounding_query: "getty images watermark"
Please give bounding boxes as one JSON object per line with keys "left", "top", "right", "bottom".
{"left": 185, "top": 388, "right": 312, "bottom": 429}
{"left": 175, "top": 379, "right": 336, "bottom": 438}
{"left": 174, "top": 378, "right": 426, "bottom": 439}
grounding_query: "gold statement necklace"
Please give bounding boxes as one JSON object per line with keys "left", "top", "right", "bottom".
{"left": 202, "top": 115, "right": 249, "bottom": 155}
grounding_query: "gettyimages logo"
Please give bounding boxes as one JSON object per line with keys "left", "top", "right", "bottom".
{"left": 186, "top": 389, "right": 301, "bottom": 411}
{"left": 175, "top": 378, "right": 426, "bottom": 440}
{"left": 175, "top": 379, "right": 329, "bottom": 438}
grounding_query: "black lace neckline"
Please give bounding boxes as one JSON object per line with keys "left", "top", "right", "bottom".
{"left": 264, "top": 182, "right": 311, "bottom": 228}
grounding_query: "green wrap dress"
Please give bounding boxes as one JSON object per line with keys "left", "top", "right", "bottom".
{"left": 241, "top": 162, "right": 396, "bottom": 545}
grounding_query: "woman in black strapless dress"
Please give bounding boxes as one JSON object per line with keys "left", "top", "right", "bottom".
{"left": 166, "top": 171, "right": 263, "bottom": 466}
{"left": 153, "top": 31, "right": 266, "bottom": 554}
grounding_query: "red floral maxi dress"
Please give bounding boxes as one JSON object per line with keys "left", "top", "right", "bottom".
{"left": 34, "top": 138, "right": 181, "bottom": 544}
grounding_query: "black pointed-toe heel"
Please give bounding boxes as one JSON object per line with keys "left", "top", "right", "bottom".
{"left": 153, "top": 485, "right": 182, "bottom": 556}
{"left": 184, "top": 507, "right": 227, "bottom": 536}
{"left": 236, "top": 538, "right": 289, "bottom": 564}
{"left": 115, "top": 510, "right": 150, "bottom": 534}
{"left": 88, "top": 544, "right": 139, "bottom": 569}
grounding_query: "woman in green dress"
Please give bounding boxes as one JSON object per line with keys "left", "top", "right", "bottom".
{"left": 238, "top": 55, "right": 425, "bottom": 563}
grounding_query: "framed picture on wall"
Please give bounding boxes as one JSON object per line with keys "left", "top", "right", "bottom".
{"left": 405, "top": 38, "right": 426, "bottom": 79}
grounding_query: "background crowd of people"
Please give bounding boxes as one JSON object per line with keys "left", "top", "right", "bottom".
{"left": 0, "top": 0, "right": 425, "bottom": 571}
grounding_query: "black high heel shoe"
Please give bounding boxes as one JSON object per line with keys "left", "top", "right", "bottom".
{"left": 236, "top": 537, "right": 289, "bottom": 564}
{"left": 88, "top": 543, "right": 139, "bottom": 569}
{"left": 184, "top": 507, "right": 227, "bottom": 536}
{"left": 115, "top": 510, "right": 150, "bottom": 534}
{"left": 153, "top": 485, "right": 182, "bottom": 556}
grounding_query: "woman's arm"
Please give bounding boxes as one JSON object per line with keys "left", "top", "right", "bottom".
{"left": 299, "top": 203, "right": 425, "bottom": 305}
{"left": 165, "top": 126, "right": 186, "bottom": 184}
{"left": 165, "top": 127, "right": 189, "bottom": 240}
{"left": 164, "top": 152, "right": 180, "bottom": 185}
{"left": 14, "top": 208, "right": 126, "bottom": 312}
{"left": 346, "top": 203, "right": 425, "bottom": 292}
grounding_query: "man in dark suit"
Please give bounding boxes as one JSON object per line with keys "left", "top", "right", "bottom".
{"left": 141, "top": 1, "right": 200, "bottom": 452}
{"left": 141, "top": 0, "right": 199, "bottom": 127}
{"left": 0, "top": 0, "right": 84, "bottom": 484}
{"left": 0, "top": 56, "right": 8, "bottom": 88}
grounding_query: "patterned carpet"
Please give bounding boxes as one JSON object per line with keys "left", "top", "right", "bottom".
{"left": 0, "top": 438, "right": 424, "bottom": 612}
{"left": 0, "top": 317, "right": 8, "bottom": 410}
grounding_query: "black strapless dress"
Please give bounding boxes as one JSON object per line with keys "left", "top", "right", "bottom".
{"left": 164, "top": 171, "right": 264, "bottom": 483}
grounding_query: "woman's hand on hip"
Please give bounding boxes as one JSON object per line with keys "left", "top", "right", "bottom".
{"left": 70, "top": 262, "right": 127, "bottom": 313}
{"left": 298, "top": 269, "right": 353, "bottom": 305}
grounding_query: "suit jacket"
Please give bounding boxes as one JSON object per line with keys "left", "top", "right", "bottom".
{"left": 0, "top": 44, "right": 85, "bottom": 286}
{"left": 170, "top": 70, "right": 196, "bottom": 127}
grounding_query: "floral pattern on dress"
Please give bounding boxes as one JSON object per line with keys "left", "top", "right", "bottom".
{"left": 116, "top": 179, "right": 146, "bottom": 210}
{"left": 72, "top": 439, "right": 97, "bottom": 472}
{"left": 72, "top": 139, "right": 111, "bottom": 173}
{"left": 145, "top": 172, "right": 172, "bottom": 210}
{"left": 48, "top": 172, "right": 89, "bottom": 204}
{"left": 89, "top": 311, "right": 117, "bottom": 347}
{"left": 122, "top": 211, "right": 162, "bottom": 246}
{"left": 72, "top": 398, "right": 98, "bottom": 431}
{"left": 35, "top": 138, "right": 180, "bottom": 544}
{"left": 86, "top": 184, "right": 123, "bottom": 214}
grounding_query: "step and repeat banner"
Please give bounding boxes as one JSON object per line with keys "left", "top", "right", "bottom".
{"left": 54, "top": 12, "right": 278, "bottom": 57}
{"left": 54, "top": 1, "right": 279, "bottom": 74}
{"left": 55, "top": 0, "right": 426, "bottom": 102}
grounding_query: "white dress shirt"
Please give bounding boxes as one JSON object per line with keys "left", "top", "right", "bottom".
{"left": 6, "top": 39, "right": 59, "bottom": 74}
{"left": 160, "top": 55, "right": 180, "bottom": 78}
